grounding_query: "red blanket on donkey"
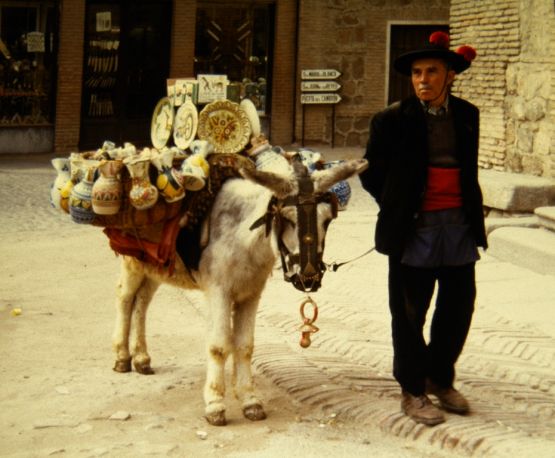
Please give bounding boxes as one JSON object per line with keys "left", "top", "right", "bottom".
{"left": 99, "top": 153, "right": 254, "bottom": 274}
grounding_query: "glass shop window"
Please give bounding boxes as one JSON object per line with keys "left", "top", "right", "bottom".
{"left": 0, "top": 3, "right": 58, "bottom": 126}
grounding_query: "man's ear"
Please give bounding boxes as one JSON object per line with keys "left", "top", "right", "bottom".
{"left": 447, "top": 69, "right": 456, "bottom": 85}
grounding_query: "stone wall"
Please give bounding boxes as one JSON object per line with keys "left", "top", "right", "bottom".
{"left": 450, "top": 0, "right": 555, "bottom": 178}
{"left": 296, "top": 0, "right": 449, "bottom": 147}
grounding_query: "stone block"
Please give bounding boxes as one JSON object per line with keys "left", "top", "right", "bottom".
{"left": 488, "top": 227, "right": 555, "bottom": 276}
{"left": 535, "top": 206, "right": 555, "bottom": 232}
{"left": 479, "top": 169, "right": 555, "bottom": 212}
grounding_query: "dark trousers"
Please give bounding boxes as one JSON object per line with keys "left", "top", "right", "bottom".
{"left": 388, "top": 257, "right": 476, "bottom": 395}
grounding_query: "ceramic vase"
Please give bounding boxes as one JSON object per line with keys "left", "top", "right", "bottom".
{"left": 180, "top": 141, "right": 211, "bottom": 192}
{"left": 69, "top": 167, "right": 96, "bottom": 224}
{"left": 151, "top": 149, "right": 185, "bottom": 202}
{"left": 59, "top": 154, "right": 83, "bottom": 214}
{"left": 49, "top": 158, "right": 70, "bottom": 210}
{"left": 298, "top": 148, "right": 323, "bottom": 173}
{"left": 124, "top": 156, "right": 159, "bottom": 210}
{"left": 323, "top": 161, "right": 352, "bottom": 211}
{"left": 91, "top": 160, "right": 124, "bottom": 215}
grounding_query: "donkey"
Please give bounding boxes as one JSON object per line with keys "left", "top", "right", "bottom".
{"left": 112, "top": 153, "right": 368, "bottom": 426}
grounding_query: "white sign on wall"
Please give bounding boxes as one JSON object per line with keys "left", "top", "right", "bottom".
{"left": 301, "top": 81, "right": 341, "bottom": 92}
{"left": 300, "top": 93, "right": 342, "bottom": 104}
{"left": 301, "top": 69, "right": 341, "bottom": 80}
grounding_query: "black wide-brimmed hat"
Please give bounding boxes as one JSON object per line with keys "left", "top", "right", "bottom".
{"left": 394, "top": 31, "right": 477, "bottom": 76}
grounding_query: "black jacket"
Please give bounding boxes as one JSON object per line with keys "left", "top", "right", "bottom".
{"left": 359, "top": 95, "right": 487, "bottom": 257}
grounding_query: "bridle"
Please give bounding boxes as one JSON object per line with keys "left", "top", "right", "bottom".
{"left": 249, "top": 166, "right": 338, "bottom": 293}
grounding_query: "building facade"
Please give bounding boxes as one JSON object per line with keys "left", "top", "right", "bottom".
{"left": 0, "top": 0, "right": 553, "bottom": 178}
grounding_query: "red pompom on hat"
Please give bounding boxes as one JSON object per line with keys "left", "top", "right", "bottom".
{"left": 393, "top": 31, "right": 476, "bottom": 75}
{"left": 456, "top": 45, "right": 477, "bottom": 63}
{"left": 429, "top": 31, "right": 450, "bottom": 49}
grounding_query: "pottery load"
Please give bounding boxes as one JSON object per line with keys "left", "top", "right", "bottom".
{"left": 49, "top": 99, "right": 352, "bottom": 232}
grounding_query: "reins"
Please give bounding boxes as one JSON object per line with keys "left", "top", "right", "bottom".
{"left": 324, "top": 246, "right": 376, "bottom": 272}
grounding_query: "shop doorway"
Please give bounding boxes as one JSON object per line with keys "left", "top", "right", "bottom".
{"left": 194, "top": 1, "right": 275, "bottom": 130}
{"left": 388, "top": 24, "right": 449, "bottom": 105}
{"left": 80, "top": 0, "right": 171, "bottom": 150}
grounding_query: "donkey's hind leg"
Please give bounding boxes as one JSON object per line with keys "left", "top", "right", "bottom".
{"left": 130, "top": 276, "right": 159, "bottom": 374}
{"left": 232, "top": 295, "right": 266, "bottom": 422}
{"left": 113, "top": 262, "right": 145, "bottom": 373}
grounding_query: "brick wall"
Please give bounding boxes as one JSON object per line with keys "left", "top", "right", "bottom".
{"left": 270, "top": 0, "right": 297, "bottom": 146}
{"left": 170, "top": 0, "right": 196, "bottom": 78}
{"left": 451, "top": 0, "right": 555, "bottom": 178}
{"left": 54, "top": 0, "right": 85, "bottom": 153}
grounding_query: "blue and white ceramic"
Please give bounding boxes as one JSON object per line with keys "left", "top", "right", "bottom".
{"left": 323, "top": 160, "right": 352, "bottom": 211}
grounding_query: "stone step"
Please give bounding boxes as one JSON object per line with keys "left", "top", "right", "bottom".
{"left": 535, "top": 206, "right": 555, "bottom": 232}
{"left": 479, "top": 169, "right": 555, "bottom": 213}
{"left": 487, "top": 227, "right": 555, "bottom": 276}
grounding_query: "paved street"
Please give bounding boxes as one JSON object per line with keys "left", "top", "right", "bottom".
{"left": 1, "top": 149, "right": 554, "bottom": 457}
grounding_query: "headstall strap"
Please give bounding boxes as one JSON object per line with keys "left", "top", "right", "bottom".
{"left": 296, "top": 176, "right": 320, "bottom": 290}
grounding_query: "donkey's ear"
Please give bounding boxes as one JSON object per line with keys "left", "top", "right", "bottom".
{"left": 239, "top": 167, "right": 298, "bottom": 199}
{"left": 312, "top": 159, "right": 368, "bottom": 193}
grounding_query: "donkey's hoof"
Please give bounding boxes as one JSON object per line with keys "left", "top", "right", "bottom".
{"left": 205, "top": 411, "right": 227, "bottom": 426}
{"left": 133, "top": 361, "right": 154, "bottom": 375}
{"left": 243, "top": 404, "right": 266, "bottom": 422}
{"left": 113, "top": 359, "right": 132, "bottom": 373}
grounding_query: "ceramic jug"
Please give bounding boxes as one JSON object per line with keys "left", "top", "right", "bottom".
{"left": 323, "top": 160, "right": 352, "bottom": 210}
{"left": 124, "top": 156, "right": 159, "bottom": 210}
{"left": 151, "top": 149, "right": 185, "bottom": 202}
{"left": 91, "top": 159, "right": 124, "bottom": 215}
{"left": 180, "top": 140, "right": 211, "bottom": 191}
{"left": 49, "top": 157, "right": 70, "bottom": 211}
{"left": 69, "top": 166, "right": 96, "bottom": 224}
{"left": 59, "top": 153, "right": 84, "bottom": 214}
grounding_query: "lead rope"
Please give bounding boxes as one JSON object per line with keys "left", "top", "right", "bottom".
{"left": 325, "top": 246, "right": 376, "bottom": 272}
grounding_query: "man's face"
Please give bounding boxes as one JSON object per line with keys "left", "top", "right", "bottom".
{"left": 411, "top": 58, "right": 455, "bottom": 106}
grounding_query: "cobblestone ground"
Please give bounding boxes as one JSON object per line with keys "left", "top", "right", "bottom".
{"left": 1, "top": 151, "right": 554, "bottom": 457}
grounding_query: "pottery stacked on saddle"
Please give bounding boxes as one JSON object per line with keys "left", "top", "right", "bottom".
{"left": 49, "top": 157, "right": 70, "bottom": 210}
{"left": 180, "top": 140, "right": 212, "bottom": 191}
{"left": 124, "top": 149, "right": 159, "bottom": 210}
{"left": 91, "top": 159, "right": 124, "bottom": 215}
{"left": 150, "top": 148, "right": 186, "bottom": 203}
{"left": 322, "top": 160, "right": 352, "bottom": 210}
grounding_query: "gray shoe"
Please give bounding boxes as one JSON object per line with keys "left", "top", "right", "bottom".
{"left": 426, "top": 381, "right": 470, "bottom": 414}
{"left": 401, "top": 391, "right": 445, "bottom": 426}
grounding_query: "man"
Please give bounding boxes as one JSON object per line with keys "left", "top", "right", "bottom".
{"left": 359, "top": 31, "right": 487, "bottom": 426}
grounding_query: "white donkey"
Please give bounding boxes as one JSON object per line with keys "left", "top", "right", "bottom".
{"left": 112, "top": 154, "right": 367, "bottom": 426}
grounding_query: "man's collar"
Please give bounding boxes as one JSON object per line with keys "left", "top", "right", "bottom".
{"left": 420, "top": 96, "right": 449, "bottom": 116}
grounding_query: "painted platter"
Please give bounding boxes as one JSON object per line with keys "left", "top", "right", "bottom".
{"left": 150, "top": 97, "right": 174, "bottom": 150}
{"left": 197, "top": 100, "right": 252, "bottom": 154}
{"left": 239, "top": 98, "right": 261, "bottom": 137}
{"left": 173, "top": 99, "right": 198, "bottom": 150}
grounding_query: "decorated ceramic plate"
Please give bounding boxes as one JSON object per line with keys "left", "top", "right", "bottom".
{"left": 173, "top": 99, "right": 198, "bottom": 150}
{"left": 198, "top": 100, "right": 252, "bottom": 154}
{"left": 150, "top": 97, "right": 174, "bottom": 149}
{"left": 239, "top": 98, "right": 261, "bottom": 137}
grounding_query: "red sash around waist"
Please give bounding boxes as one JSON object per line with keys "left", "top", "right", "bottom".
{"left": 421, "top": 166, "right": 462, "bottom": 212}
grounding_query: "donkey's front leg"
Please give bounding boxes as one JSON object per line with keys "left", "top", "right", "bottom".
{"left": 232, "top": 295, "right": 266, "bottom": 422}
{"left": 130, "top": 277, "right": 159, "bottom": 374}
{"left": 113, "top": 264, "right": 144, "bottom": 373}
{"left": 203, "top": 288, "right": 232, "bottom": 426}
